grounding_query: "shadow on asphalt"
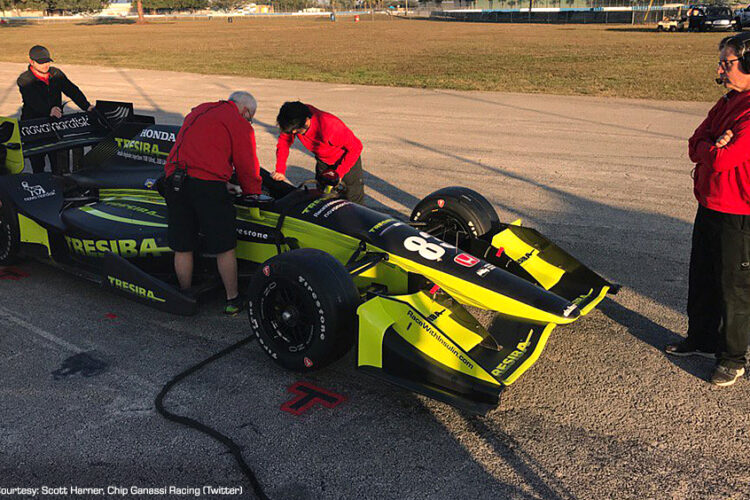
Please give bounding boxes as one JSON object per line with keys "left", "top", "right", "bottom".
{"left": 429, "top": 89, "right": 692, "bottom": 140}
{"left": 465, "top": 415, "right": 580, "bottom": 500}
{"left": 598, "top": 298, "right": 715, "bottom": 381}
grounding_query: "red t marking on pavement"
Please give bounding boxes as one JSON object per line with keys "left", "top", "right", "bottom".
{"left": 281, "top": 382, "right": 346, "bottom": 416}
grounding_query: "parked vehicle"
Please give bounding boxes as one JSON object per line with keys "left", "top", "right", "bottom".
{"left": 734, "top": 4, "right": 750, "bottom": 30}
{"left": 657, "top": 16, "right": 686, "bottom": 32}
{"left": 688, "top": 5, "right": 736, "bottom": 31}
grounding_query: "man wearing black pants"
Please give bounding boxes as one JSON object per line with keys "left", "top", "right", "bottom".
{"left": 666, "top": 33, "right": 750, "bottom": 386}
{"left": 16, "top": 45, "right": 94, "bottom": 174}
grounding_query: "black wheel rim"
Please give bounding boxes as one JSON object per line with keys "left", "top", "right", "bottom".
{"left": 258, "top": 278, "right": 316, "bottom": 353}
{"left": 421, "top": 212, "right": 472, "bottom": 247}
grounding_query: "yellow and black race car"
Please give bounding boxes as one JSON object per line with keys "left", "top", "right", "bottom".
{"left": 0, "top": 106, "right": 617, "bottom": 414}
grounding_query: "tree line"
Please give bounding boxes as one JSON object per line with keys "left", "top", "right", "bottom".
{"left": 0, "top": 0, "right": 322, "bottom": 14}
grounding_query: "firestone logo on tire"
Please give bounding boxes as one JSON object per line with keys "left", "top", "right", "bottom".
{"left": 304, "top": 357, "right": 313, "bottom": 368}
{"left": 454, "top": 253, "right": 480, "bottom": 267}
{"left": 263, "top": 265, "right": 271, "bottom": 276}
{"left": 437, "top": 199, "right": 445, "bottom": 208}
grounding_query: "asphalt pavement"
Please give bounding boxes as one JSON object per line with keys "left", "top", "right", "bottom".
{"left": 0, "top": 62, "right": 748, "bottom": 500}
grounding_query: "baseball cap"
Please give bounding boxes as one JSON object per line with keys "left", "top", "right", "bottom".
{"left": 29, "top": 45, "right": 53, "bottom": 64}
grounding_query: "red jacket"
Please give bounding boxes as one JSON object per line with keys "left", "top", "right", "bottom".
{"left": 165, "top": 100, "right": 262, "bottom": 195}
{"left": 275, "top": 105, "right": 363, "bottom": 177}
{"left": 689, "top": 90, "right": 750, "bottom": 215}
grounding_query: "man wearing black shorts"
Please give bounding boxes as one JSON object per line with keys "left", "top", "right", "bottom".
{"left": 164, "top": 91, "right": 262, "bottom": 315}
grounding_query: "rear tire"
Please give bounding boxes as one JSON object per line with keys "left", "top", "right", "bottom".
{"left": 0, "top": 190, "right": 20, "bottom": 265}
{"left": 247, "top": 248, "right": 360, "bottom": 372}
{"left": 410, "top": 186, "right": 499, "bottom": 244}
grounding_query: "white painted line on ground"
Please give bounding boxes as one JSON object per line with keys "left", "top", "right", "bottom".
{"left": 0, "top": 304, "right": 89, "bottom": 353}
{"left": 0, "top": 304, "right": 159, "bottom": 393}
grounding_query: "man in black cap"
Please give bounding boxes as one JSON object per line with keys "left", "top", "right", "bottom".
{"left": 17, "top": 45, "right": 95, "bottom": 174}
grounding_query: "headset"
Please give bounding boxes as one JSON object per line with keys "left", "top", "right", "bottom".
{"left": 720, "top": 32, "right": 750, "bottom": 76}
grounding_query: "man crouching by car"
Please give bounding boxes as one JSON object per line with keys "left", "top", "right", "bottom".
{"left": 164, "top": 91, "right": 262, "bottom": 316}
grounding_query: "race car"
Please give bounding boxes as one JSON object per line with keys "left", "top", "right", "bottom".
{"left": 0, "top": 105, "right": 617, "bottom": 413}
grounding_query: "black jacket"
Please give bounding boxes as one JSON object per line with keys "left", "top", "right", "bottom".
{"left": 17, "top": 66, "right": 91, "bottom": 120}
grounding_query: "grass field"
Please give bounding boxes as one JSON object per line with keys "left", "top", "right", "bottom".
{"left": 0, "top": 17, "right": 733, "bottom": 101}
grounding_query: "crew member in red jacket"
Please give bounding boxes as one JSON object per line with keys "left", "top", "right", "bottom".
{"left": 164, "top": 91, "right": 262, "bottom": 315}
{"left": 666, "top": 33, "right": 750, "bottom": 386}
{"left": 271, "top": 101, "right": 365, "bottom": 204}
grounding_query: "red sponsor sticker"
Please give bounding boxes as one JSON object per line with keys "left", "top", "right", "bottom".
{"left": 454, "top": 253, "right": 480, "bottom": 267}
{"left": 495, "top": 247, "right": 505, "bottom": 258}
{"left": 429, "top": 284, "right": 441, "bottom": 295}
{"left": 437, "top": 199, "right": 445, "bottom": 208}
{"left": 263, "top": 265, "right": 271, "bottom": 277}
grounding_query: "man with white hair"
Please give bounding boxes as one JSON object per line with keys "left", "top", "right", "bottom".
{"left": 163, "top": 91, "right": 262, "bottom": 315}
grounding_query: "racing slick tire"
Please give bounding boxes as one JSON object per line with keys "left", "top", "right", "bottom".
{"left": 0, "top": 191, "right": 20, "bottom": 265}
{"left": 247, "top": 248, "right": 360, "bottom": 372}
{"left": 410, "top": 186, "right": 499, "bottom": 242}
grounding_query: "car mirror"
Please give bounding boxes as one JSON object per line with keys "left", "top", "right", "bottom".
{"left": 0, "top": 122, "right": 14, "bottom": 144}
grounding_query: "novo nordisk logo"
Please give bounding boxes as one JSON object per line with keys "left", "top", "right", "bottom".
{"left": 22, "top": 181, "right": 55, "bottom": 201}
{"left": 21, "top": 115, "right": 90, "bottom": 137}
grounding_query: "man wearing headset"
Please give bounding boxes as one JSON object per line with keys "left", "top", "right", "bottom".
{"left": 665, "top": 33, "right": 750, "bottom": 386}
{"left": 163, "top": 91, "right": 262, "bottom": 316}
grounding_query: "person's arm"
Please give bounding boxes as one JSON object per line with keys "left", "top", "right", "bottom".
{"left": 688, "top": 104, "right": 719, "bottom": 164}
{"left": 326, "top": 120, "right": 363, "bottom": 177}
{"left": 57, "top": 70, "right": 92, "bottom": 111}
{"left": 692, "top": 117, "right": 750, "bottom": 173}
{"left": 275, "top": 133, "right": 295, "bottom": 176}
{"left": 231, "top": 122, "right": 262, "bottom": 196}
{"left": 17, "top": 77, "right": 50, "bottom": 117}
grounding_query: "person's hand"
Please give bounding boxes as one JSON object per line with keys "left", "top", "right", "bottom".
{"left": 87, "top": 104, "right": 95, "bottom": 112}
{"left": 271, "top": 171, "right": 287, "bottom": 182}
{"left": 226, "top": 182, "right": 242, "bottom": 196}
{"left": 243, "top": 193, "right": 274, "bottom": 204}
{"left": 317, "top": 169, "right": 340, "bottom": 187}
{"left": 50, "top": 107, "right": 62, "bottom": 118}
{"left": 715, "top": 129, "right": 734, "bottom": 148}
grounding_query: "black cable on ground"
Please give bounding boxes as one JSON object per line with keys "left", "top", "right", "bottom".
{"left": 155, "top": 335, "right": 269, "bottom": 500}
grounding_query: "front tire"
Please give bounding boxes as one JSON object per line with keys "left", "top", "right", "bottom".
{"left": 247, "top": 248, "right": 360, "bottom": 372}
{"left": 410, "top": 186, "right": 499, "bottom": 244}
{"left": 0, "top": 190, "right": 20, "bottom": 265}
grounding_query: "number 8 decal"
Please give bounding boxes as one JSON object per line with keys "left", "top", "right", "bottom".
{"left": 404, "top": 235, "right": 445, "bottom": 261}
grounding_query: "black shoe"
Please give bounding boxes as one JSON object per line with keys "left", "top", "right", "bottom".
{"left": 710, "top": 363, "right": 746, "bottom": 387}
{"left": 664, "top": 339, "right": 715, "bottom": 359}
{"left": 224, "top": 295, "right": 244, "bottom": 316}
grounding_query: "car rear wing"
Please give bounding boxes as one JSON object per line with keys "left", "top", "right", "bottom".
{"left": 0, "top": 100, "right": 154, "bottom": 175}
